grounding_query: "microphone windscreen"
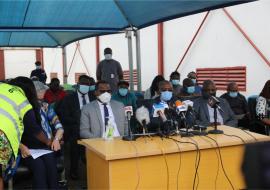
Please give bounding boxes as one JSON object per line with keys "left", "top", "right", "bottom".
{"left": 136, "top": 106, "right": 150, "bottom": 125}
{"left": 175, "top": 100, "right": 183, "bottom": 107}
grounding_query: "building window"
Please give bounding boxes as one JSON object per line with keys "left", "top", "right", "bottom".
{"left": 50, "top": 72, "right": 58, "bottom": 80}
{"left": 196, "top": 66, "right": 246, "bottom": 91}
{"left": 75, "top": 73, "right": 86, "bottom": 83}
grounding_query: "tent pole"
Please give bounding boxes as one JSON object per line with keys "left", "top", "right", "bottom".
{"left": 62, "top": 47, "right": 68, "bottom": 84}
{"left": 135, "top": 30, "right": 142, "bottom": 91}
{"left": 126, "top": 30, "right": 134, "bottom": 91}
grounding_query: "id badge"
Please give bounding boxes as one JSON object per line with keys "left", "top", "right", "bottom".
{"left": 111, "top": 74, "right": 115, "bottom": 79}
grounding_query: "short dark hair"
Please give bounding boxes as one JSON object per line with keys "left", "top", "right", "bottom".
{"left": 158, "top": 80, "right": 171, "bottom": 90}
{"left": 104, "top": 47, "right": 112, "bottom": 55}
{"left": 95, "top": 80, "right": 109, "bottom": 90}
{"left": 118, "top": 80, "right": 129, "bottom": 87}
{"left": 202, "top": 80, "right": 215, "bottom": 90}
{"left": 78, "top": 75, "right": 91, "bottom": 82}
{"left": 170, "top": 71, "right": 180, "bottom": 78}
{"left": 183, "top": 78, "right": 194, "bottom": 87}
{"left": 227, "top": 82, "right": 237, "bottom": 91}
{"left": 35, "top": 61, "right": 41, "bottom": 66}
{"left": 50, "top": 78, "right": 60, "bottom": 84}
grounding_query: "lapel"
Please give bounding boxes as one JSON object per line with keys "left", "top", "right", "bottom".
{"left": 93, "top": 100, "right": 104, "bottom": 131}
{"left": 74, "top": 92, "right": 80, "bottom": 111}
{"left": 110, "top": 101, "right": 118, "bottom": 126}
{"left": 202, "top": 99, "right": 210, "bottom": 121}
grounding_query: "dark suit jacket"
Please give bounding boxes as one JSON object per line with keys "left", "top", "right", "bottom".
{"left": 193, "top": 97, "right": 237, "bottom": 127}
{"left": 59, "top": 91, "right": 96, "bottom": 139}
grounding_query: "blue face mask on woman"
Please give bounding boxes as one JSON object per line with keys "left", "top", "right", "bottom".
{"left": 119, "top": 88, "right": 128, "bottom": 96}
{"left": 229, "top": 92, "right": 238, "bottom": 98}
{"left": 161, "top": 91, "right": 172, "bottom": 102}
{"left": 187, "top": 86, "right": 195, "bottom": 94}
{"left": 79, "top": 85, "right": 89, "bottom": 94}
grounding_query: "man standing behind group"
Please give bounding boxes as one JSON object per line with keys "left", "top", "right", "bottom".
{"left": 30, "top": 61, "right": 47, "bottom": 84}
{"left": 96, "top": 47, "right": 123, "bottom": 93}
{"left": 60, "top": 75, "right": 95, "bottom": 180}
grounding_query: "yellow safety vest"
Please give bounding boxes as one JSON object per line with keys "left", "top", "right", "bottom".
{"left": 0, "top": 83, "right": 32, "bottom": 158}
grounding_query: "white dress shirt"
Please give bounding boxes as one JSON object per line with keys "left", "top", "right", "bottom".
{"left": 97, "top": 101, "right": 120, "bottom": 137}
{"left": 207, "top": 104, "right": 224, "bottom": 124}
{"left": 77, "top": 91, "right": 90, "bottom": 110}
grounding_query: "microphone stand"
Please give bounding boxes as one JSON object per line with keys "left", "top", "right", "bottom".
{"left": 180, "top": 112, "right": 194, "bottom": 137}
{"left": 123, "top": 113, "right": 137, "bottom": 141}
{"left": 208, "top": 104, "right": 224, "bottom": 134}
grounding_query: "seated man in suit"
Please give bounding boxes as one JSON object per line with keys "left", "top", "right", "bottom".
{"left": 80, "top": 80, "right": 127, "bottom": 139}
{"left": 220, "top": 82, "right": 249, "bottom": 128}
{"left": 193, "top": 80, "right": 237, "bottom": 127}
{"left": 60, "top": 74, "right": 96, "bottom": 179}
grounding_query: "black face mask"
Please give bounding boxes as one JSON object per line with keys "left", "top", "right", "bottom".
{"left": 202, "top": 92, "right": 216, "bottom": 99}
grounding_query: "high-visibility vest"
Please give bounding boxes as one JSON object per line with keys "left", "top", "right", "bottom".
{"left": 0, "top": 83, "right": 32, "bottom": 158}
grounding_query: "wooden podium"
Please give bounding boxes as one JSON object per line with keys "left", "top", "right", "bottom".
{"left": 79, "top": 126, "right": 270, "bottom": 190}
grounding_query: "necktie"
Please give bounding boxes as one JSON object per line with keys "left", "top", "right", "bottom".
{"left": 82, "top": 94, "right": 87, "bottom": 105}
{"left": 103, "top": 103, "right": 109, "bottom": 127}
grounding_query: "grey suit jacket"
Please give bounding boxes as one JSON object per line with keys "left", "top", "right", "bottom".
{"left": 80, "top": 100, "right": 127, "bottom": 139}
{"left": 193, "top": 97, "right": 237, "bottom": 127}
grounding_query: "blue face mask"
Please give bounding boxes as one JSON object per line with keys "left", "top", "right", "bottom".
{"left": 89, "top": 85, "right": 95, "bottom": 91}
{"left": 187, "top": 86, "right": 195, "bottom": 94}
{"left": 171, "top": 80, "right": 179, "bottom": 86}
{"left": 119, "top": 88, "right": 128, "bottom": 96}
{"left": 161, "top": 91, "right": 172, "bottom": 102}
{"left": 191, "top": 79, "right": 196, "bottom": 84}
{"left": 229, "top": 92, "right": 238, "bottom": 98}
{"left": 79, "top": 85, "right": 89, "bottom": 94}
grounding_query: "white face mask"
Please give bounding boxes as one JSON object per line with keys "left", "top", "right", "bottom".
{"left": 104, "top": 54, "right": 112, "bottom": 60}
{"left": 98, "top": 92, "right": 111, "bottom": 103}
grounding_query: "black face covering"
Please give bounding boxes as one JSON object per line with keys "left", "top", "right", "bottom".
{"left": 50, "top": 84, "right": 59, "bottom": 92}
{"left": 202, "top": 92, "right": 216, "bottom": 99}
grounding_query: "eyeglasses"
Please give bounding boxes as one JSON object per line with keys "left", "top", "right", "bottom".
{"left": 161, "top": 89, "right": 173, "bottom": 92}
{"left": 99, "top": 90, "right": 111, "bottom": 93}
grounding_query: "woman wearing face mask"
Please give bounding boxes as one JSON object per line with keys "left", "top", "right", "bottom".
{"left": 178, "top": 78, "right": 197, "bottom": 100}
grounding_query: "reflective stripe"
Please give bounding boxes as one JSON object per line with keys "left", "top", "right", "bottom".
{"left": 0, "top": 94, "right": 29, "bottom": 116}
{"left": 0, "top": 108, "right": 20, "bottom": 143}
{"left": 18, "top": 100, "right": 30, "bottom": 111}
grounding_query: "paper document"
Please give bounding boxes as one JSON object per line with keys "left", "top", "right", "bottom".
{"left": 29, "top": 149, "right": 53, "bottom": 159}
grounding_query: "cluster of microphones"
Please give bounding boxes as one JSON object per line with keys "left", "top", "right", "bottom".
{"left": 122, "top": 95, "right": 222, "bottom": 141}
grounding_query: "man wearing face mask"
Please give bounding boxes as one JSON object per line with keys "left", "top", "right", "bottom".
{"left": 112, "top": 80, "right": 137, "bottom": 110}
{"left": 44, "top": 78, "right": 66, "bottom": 105}
{"left": 193, "top": 80, "right": 237, "bottom": 127}
{"left": 187, "top": 71, "right": 202, "bottom": 95}
{"left": 146, "top": 80, "right": 178, "bottom": 134}
{"left": 170, "top": 71, "right": 182, "bottom": 97}
{"left": 220, "top": 82, "right": 249, "bottom": 128}
{"left": 179, "top": 78, "right": 198, "bottom": 101}
{"left": 96, "top": 47, "right": 123, "bottom": 93}
{"left": 80, "top": 80, "right": 127, "bottom": 139}
{"left": 30, "top": 61, "right": 47, "bottom": 84}
{"left": 59, "top": 75, "right": 96, "bottom": 180}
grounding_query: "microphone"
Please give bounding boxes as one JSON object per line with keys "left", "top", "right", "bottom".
{"left": 208, "top": 96, "right": 224, "bottom": 112}
{"left": 123, "top": 106, "right": 136, "bottom": 141}
{"left": 153, "top": 102, "right": 168, "bottom": 120}
{"left": 124, "top": 106, "right": 133, "bottom": 120}
{"left": 135, "top": 106, "right": 150, "bottom": 126}
{"left": 175, "top": 100, "right": 187, "bottom": 113}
